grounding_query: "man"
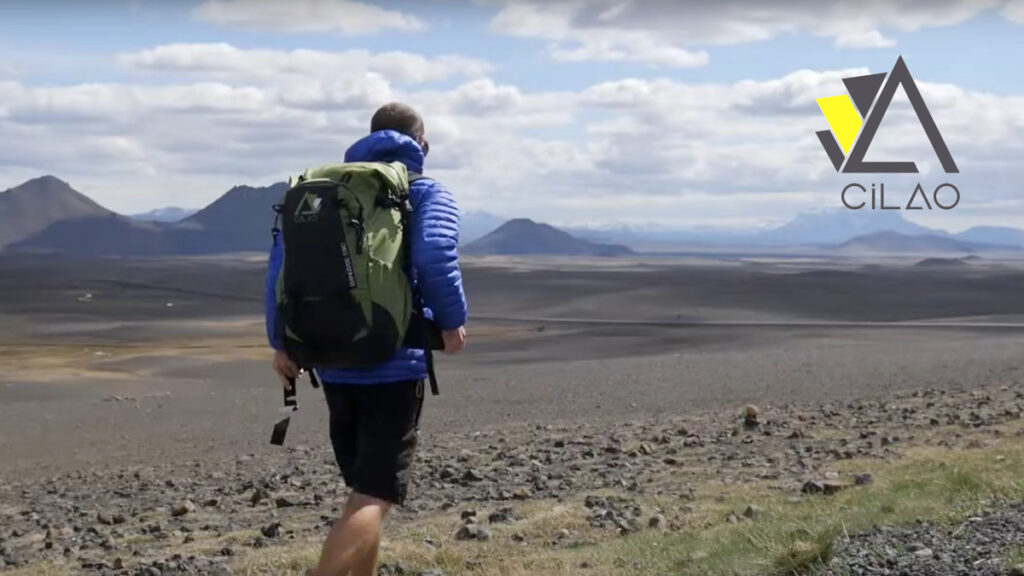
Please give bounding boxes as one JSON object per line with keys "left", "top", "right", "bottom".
{"left": 264, "top": 102, "right": 468, "bottom": 576}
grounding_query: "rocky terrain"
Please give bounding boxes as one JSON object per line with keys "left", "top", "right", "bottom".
{"left": 5, "top": 255, "right": 1024, "bottom": 574}
{"left": 826, "top": 505, "right": 1024, "bottom": 576}
{"left": 2, "top": 384, "right": 1022, "bottom": 575}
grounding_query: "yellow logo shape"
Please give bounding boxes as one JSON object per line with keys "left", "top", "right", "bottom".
{"left": 816, "top": 95, "right": 863, "bottom": 155}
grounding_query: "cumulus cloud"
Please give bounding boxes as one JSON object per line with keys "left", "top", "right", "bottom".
{"left": 2, "top": 44, "right": 1024, "bottom": 227}
{"left": 193, "top": 0, "right": 424, "bottom": 35}
{"left": 121, "top": 43, "right": 492, "bottom": 84}
{"left": 489, "top": 0, "right": 1002, "bottom": 66}
{"left": 834, "top": 30, "right": 897, "bottom": 48}
{"left": 449, "top": 78, "right": 524, "bottom": 114}
{"left": 1004, "top": 0, "right": 1024, "bottom": 22}
{"left": 568, "top": 66, "right": 1024, "bottom": 220}
{"left": 491, "top": 3, "right": 709, "bottom": 67}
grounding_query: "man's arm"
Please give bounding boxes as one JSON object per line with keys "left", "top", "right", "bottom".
{"left": 266, "top": 235, "right": 300, "bottom": 384}
{"left": 265, "top": 236, "right": 286, "bottom": 351}
{"left": 410, "top": 180, "right": 468, "bottom": 333}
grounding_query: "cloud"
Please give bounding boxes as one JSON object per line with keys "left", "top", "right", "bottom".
{"left": 834, "top": 30, "right": 897, "bottom": 48}
{"left": 490, "top": 3, "right": 709, "bottom": 67}
{"left": 193, "top": 0, "right": 424, "bottom": 35}
{"left": 121, "top": 43, "right": 492, "bottom": 84}
{"left": 0, "top": 81, "right": 281, "bottom": 123}
{"left": 1004, "top": 0, "right": 1024, "bottom": 22}
{"left": 448, "top": 78, "right": 523, "bottom": 114}
{"left": 3, "top": 50, "right": 1024, "bottom": 229}
{"left": 549, "top": 32, "right": 710, "bottom": 67}
{"left": 489, "top": 0, "right": 999, "bottom": 66}
{"left": 572, "top": 68, "right": 1024, "bottom": 207}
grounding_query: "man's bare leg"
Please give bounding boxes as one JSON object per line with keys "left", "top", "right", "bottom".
{"left": 312, "top": 492, "right": 391, "bottom": 576}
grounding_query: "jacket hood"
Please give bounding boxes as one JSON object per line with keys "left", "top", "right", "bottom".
{"left": 344, "top": 129, "right": 425, "bottom": 175}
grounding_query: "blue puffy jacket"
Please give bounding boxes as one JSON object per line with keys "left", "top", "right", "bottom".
{"left": 264, "top": 129, "right": 468, "bottom": 385}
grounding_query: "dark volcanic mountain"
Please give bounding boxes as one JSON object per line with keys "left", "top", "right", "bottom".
{"left": 8, "top": 215, "right": 170, "bottom": 256}
{"left": 836, "top": 231, "right": 1015, "bottom": 255}
{"left": 7, "top": 180, "right": 287, "bottom": 256}
{"left": 169, "top": 183, "right": 287, "bottom": 253}
{"left": 464, "top": 218, "right": 634, "bottom": 257}
{"left": 0, "top": 176, "right": 111, "bottom": 250}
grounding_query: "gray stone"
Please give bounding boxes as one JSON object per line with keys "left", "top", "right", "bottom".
{"left": 171, "top": 500, "right": 196, "bottom": 517}
{"left": 454, "top": 524, "right": 490, "bottom": 541}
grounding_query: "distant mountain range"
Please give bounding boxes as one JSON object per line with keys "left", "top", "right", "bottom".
{"left": 2, "top": 175, "right": 1023, "bottom": 257}
{"left": 567, "top": 210, "right": 1024, "bottom": 253}
{"left": 1, "top": 176, "right": 287, "bottom": 256}
{"left": 836, "top": 231, "right": 1015, "bottom": 255}
{"left": 955, "top": 226, "right": 1024, "bottom": 248}
{"left": 463, "top": 219, "right": 634, "bottom": 257}
{"left": 130, "top": 207, "right": 197, "bottom": 223}
{"left": 754, "top": 209, "right": 936, "bottom": 246}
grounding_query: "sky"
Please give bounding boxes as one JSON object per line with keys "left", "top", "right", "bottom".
{"left": 1, "top": 0, "right": 1023, "bottom": 232}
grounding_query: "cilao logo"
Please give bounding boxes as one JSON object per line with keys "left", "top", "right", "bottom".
{"left": 815, "top": 56, "right": 961, "bottom": 211}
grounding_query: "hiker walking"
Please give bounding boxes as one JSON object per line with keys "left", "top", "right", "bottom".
{"left": 265, "top": 102, "right": 468, "bottom": 576}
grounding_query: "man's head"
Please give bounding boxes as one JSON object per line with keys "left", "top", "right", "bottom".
{"left": 370, "top": 102, "right": 427, "bottom": 155}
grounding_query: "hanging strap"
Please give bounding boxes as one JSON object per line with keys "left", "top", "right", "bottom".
{"left": 270, "top": 369, "right": 320, "bottom": 446}
{"left": 405, "top": 173, "right": 440, "bottom": 396}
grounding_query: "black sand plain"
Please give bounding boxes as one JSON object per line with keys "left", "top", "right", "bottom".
{"left": 2, "top": 253, "right": 1023, "bottom": 480}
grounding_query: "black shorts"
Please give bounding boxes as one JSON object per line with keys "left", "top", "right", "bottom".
{"left": 322, "top": 380, "right": 424, "bottom": 505}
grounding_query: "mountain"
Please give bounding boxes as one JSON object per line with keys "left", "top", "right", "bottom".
{"left": 9, "top": 214, "right": 171, "bottom": 256}
{"left": 913, "top": 257, "right": 970, "bottom": 268}
{"left": 0, "top": 176, "right": 111, "bottom": 250}
{"left": 560, "top": 209, "right": 955, "bottom": 249}
{"left": 130, "top": 207, "right": 198, "bottom": 223}
{"left": 169, "top": 183, "right": 288, "bottom": 253}
{"left": 956, "top": 226, "right": 1024, "bottom": 249}
{"left": 757, "top": 209, "right": 939, "bottom": 246}
{"left": 460, "top": 210, "right": 506, "bottom": 244}
{"left": 8, "top": 179, "right": 287, "bottom": 256}
{"left": 464, "top": 218, "right": 634, "bottom": 257}
{"left": 12, "top": 174, "right": 1024, "bottom": 257}
{"left": 835, "top": 231, "right": 1015, "bottom": 254}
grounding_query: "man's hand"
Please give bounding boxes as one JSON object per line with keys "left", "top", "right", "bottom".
{"left": 272, "top": 350, "right": 299, "bottom": 389}
{"left": 441, "top": 326, "right": 466, "bottom": 355}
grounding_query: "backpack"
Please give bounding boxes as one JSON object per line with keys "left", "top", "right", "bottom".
{"left": 271, "top": 161, "right": 418, "bottom": 370}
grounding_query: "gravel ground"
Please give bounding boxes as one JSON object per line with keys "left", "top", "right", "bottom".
{"left": 1, "top": 384, "right": 1021, "bottom": 575}
{"left": 4, "top": 257, "right": 1024, "bottom": 575}
{"left": 825, "top": 504, "right": 1024, "bottom": 576}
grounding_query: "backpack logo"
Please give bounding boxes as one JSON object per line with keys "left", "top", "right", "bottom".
{"left": 816, "top": 55, "right": 958, "bottom": 174}
{"left": 340, "top": 241, "right": 357, "bottom": 289}
{"left": 294, "top": 191, "right": 323, "bottom": 223}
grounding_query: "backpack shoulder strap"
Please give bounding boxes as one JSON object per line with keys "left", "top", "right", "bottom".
{"left": 399, "top": 171, "right": 440, "bottom": 396}
{"left": 408, "top": 172, "right": 432, "bottom": 184}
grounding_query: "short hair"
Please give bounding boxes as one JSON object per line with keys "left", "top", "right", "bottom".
{"left": 370, "top": 102, "right": 424, "bottom": 140}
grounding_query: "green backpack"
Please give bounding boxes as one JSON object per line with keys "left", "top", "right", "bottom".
{"left": 271, "top": 161, "right": 417, "bottom": 370}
